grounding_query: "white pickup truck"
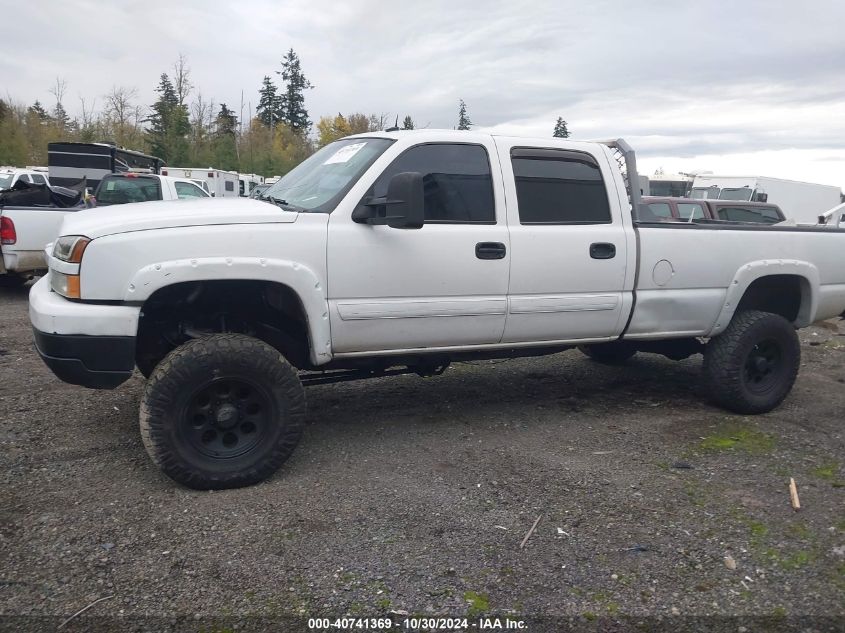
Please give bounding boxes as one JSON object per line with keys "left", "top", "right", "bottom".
{"left": 29, "top": 131, "right": 845, "bottom": 490}
{"left": 1, "top": 174, "right": 209, "bottom": 284}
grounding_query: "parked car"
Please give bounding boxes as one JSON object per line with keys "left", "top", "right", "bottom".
{"left": 94, "top": 173, "right": 211, "bottom": 206}
{"left": 690, "top": 174, "right": 840, "bottom": 224}
{"left": 249, "top": 183, "right": 271, "bottom": 199}
{"left": 29, "top": 131, "right": 845, "bottom": 489}
{"left": 0, "top": 167, "right": 50, "bottom": 190}
{"left": 159, "top": 167, "right": 239, "bottom": 198}
{"left": 642, "top": 196, "right": 785, "bottom": 224}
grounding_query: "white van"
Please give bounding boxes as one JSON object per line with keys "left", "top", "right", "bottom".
{"left": 160, "top": 167, "right": 239, "bottom": 197}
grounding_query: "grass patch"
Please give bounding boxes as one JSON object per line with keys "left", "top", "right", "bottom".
{"left": 699, "top": 426, "right": 775, "bottom": 453}
{"left": 463, "top": 591, "right": 490, "bottom": 617}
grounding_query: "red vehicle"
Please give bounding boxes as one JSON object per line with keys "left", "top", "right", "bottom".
{"left": 641, "top": 196, "right": 785, "bottom": 224}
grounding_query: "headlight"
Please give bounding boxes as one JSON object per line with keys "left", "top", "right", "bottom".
{"left": 52, "top": 235, "right": 90, "bottom": 263}
{"left": 51, "top": 235, "right": 90, "bottom": 298}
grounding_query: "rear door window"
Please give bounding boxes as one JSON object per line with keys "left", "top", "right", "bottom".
{"left": 647, "top": 202, "right": 673, "bottom": 218}
{"left": 30, "top": 174, "right": 47, "bottom": 185}
{"left": 716, "top": 205, "right": 781, "bottom": 224}
{"left": 511, "top": 148, "right": 611, "bottom": 224}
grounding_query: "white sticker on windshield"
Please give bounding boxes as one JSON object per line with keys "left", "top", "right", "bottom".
{"left": 106, "top": 181, "right": 116, "bottom": 191}
{"left": 323, "top": 142, "right": 366, "bottom": 165}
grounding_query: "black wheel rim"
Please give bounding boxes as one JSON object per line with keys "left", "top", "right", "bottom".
{"left": 181, "top": 378, "right": 273, "bottom": 460}
{"left": 743, "top": 338, "right": 783, "bottom": 394}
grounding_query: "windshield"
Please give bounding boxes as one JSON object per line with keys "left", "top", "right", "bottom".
{"left": 691, "top": 187, "right": 719, "bottom": 200}
{"left": 261, "top": 137, "right": 394, "bottom": 213}
{"left": 0, "top": 174, "right": 14, "bottom": 190}
{"left": 719, "top": 187, "right": 753, "bottom": 201}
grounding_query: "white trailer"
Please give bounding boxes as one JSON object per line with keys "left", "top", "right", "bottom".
{"left": 160, "top": 167, "right": 239, "bottom": 198}
{"left": 238, "top": 173, "right": 265, "bottom": 197}
{"left": 690, "top": 175, "right": 841, "bottom": 224}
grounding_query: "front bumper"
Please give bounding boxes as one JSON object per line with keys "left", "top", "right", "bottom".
{"left": 33, "top": 329, "right": 135, "bottom": 389}
{"left": 29, "top": 276, "right": 140, "bottom": 389}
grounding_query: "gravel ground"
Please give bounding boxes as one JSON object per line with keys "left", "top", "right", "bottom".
{"left": 1, "top": 282, "right": 843, "bottom": 632}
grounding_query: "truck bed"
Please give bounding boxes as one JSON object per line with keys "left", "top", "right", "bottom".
{"left": 0, "top": 206, "right": 80, "bottom": 275}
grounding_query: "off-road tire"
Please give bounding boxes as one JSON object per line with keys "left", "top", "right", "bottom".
{"left": 140, "top": 333, "right": 306, "bottom": 489}
{"left": 578, "top": 341, "right": 637, "bottom": 364}
{"left": 704, "top": 310, "right": 800, "bottom": 414}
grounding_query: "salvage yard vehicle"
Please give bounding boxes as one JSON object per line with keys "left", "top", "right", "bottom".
{"left": 1, "top": 182, "right": 83, "bottom": 286}
{"left": 690, "top": 174, "right": 841, "bottom": 224}
{"left": 0, "top": 167, "right": 50, "bottom": 190}
{"left": 94, "top": 173, "right": 211, "bottom": 205}
{"left": 29, "top": 131, "right": 845, "bottom": 490}
{"left": 159, "top": 167, "right": 239, "bottom": 198}
{"left": 642, "top": 196, "right": 785, "bottom": 224}
{"left": 48, "top": 142, "right": 164, "bottom": 191}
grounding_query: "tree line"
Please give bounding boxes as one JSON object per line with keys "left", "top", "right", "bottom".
{"left": 0, "top": 51, "right": 571, "bottom": 177}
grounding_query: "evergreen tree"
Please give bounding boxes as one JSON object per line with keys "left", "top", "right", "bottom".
{"left": 28, "top": 101, "right": 50, "bottom": 123}
{"left": 53, "top": 102, "right": 70, "bottom": 131}
{"left": 256, "top": 76, "right": 282, "bottom": 128}
{"left": 553, "top": 117, "right": 570, "bottom": 138}
{"left": 402, "top": 115, "right": 415, "bottom": 130}
{"left": 213, "top": 103, "right": 239, "bottom": 170}
{"left": 276, "top": 49, "right": 313, "bottom": 134}
{"left": 215, "top": 103, "right": 238, "bottom": 137}
{"left": 457, "top": 99, "right": 471, "bottom": 130}
{"left": 146, "top": 73, "right": 190, "bottom": 162}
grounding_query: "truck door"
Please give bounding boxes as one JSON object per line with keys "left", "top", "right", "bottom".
{"left": 496, "top": 141, "right": 633, "bottom": 343}
{"left": 327, "top": 140, "right": 510, "bottom": 354}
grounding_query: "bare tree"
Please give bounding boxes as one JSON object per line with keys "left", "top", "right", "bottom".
{"left": 103, "top": 86, "right": 138, "bottom": 128}
{"left": 173, "top": 54, "right": 193, "bottom": 107}
{"left": 48, "top": 77, "right": 67, "bottom": 106}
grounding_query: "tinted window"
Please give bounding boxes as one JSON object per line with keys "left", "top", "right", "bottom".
{"left": 30, "top": 174, "right": 47, "bottom": 185}
{"left": 716, "top": 205, "right": 781, "bottom": 224}
{"left": 96, "top": 176, "right": 162, "bottom": 205}
{"left": 678, "top": 202, "right": 705, "bottom": 220}
{"left": 512, "top": 149, "right": 611, "bottom": 224}
{"left": 175, "top": 181, "right": 208, "bottom": 199}
{"left": 371, "top": 143, "right": 495, "bottom": 223}
{"left": 648, "top": 202, "right": 673, "bottom": 218}
{"left": 719, "top": 187, "right": 753, "bottom": 201}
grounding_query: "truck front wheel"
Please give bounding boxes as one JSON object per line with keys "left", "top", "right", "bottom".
{"left": 703, "top": 310, "right": 800, "bottom": 414}
{"left": 139, "top": 333, "right": 306, "bottom": 489}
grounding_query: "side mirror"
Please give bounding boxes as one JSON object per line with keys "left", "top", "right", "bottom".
{"left": 755, "top": 192, "right": 768, "bottom": 202}
{"left": 352, "top": 171, "right": 424, "bottom": 229}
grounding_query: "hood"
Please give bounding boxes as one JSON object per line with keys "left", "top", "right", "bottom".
{"left": 60, "top": 197, "right": 298, "bottom": 240}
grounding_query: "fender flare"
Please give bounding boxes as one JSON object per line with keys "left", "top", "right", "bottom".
{"left": 707, "top": 259, "right": 818, "bottom": 337}
{"left": 125, "top": 256, "right": 332, "bottom": 365}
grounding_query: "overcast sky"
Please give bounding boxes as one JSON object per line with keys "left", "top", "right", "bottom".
{"left": 4, "top": 0, "right": 844, "bottom": 190}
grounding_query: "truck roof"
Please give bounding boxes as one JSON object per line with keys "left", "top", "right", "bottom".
{"left": 345, "top": 129, "right": 609, "bottom": 151}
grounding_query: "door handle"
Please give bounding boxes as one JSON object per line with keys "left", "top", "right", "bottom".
{"left": 475, "top": 242, "right": 506, "bottom": 260}
{"left": 589, "top": 242, "right": 616, "bottom": 259}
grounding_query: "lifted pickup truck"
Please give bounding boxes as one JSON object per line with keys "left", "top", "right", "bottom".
{"left": 1, "top": 174, "right": 209, "bottom": 284}
{"left": 29, "top": 131, "right": 845, "bottom": 489}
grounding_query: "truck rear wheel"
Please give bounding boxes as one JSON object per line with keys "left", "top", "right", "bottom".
{"left": 139, "top": 333, "right": 306, "bottom": 489}
{"left": 578, "top": 342, "right": 637, "bottom": 364}
{"left": 704, "top": 310, "right": 800, "bottom": 414}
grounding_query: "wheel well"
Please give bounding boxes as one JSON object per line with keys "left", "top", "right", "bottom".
{"left": 136, "top": 280, "right": 311, "bottom": 372}
{"left": 736, "top": 275, "right": 809, "bottom": 324}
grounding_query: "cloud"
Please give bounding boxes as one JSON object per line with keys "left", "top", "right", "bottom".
{"left": 3, "top": 0, "right": 844, "bottom": 189}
